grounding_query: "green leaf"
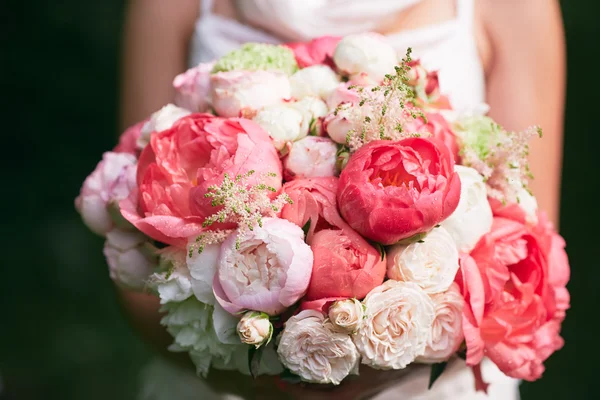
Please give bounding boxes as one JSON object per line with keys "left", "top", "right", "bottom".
{"left": 376, "top": 243, "right": 385, "bottom": 262}
{"left": 280, "top": 368, "right": 303, "bottom": 384}
{"left": 302, "top": 219, "right": 312, "bottom": 238}
{"left": 456, "top": 348, "right": 467, "bottom": 361}
{"left": 428, "top": 362, "right": 448, "bottom": 389}
{"left": 248, "top": 345, "right": 265, "bottom": 379}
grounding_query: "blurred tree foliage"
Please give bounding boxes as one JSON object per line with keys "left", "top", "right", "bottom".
{"left": 1, "top": 0, "right": 597, "bottom": 399}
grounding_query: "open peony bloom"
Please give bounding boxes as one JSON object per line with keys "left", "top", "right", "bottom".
{"left": 284, "top": 136, "right": 338, "bottom": 180}
{"left": 441, "top": 165, "right": 493, "bottom": 253}
{"left": 173, "top": 62, "right": 214, "bottom": 113}
{"left": 337, "top": 138, "right": 461, "bottom": 245}
{"left": 457, "top": 212, "right": 570, "bottom": 381}
{"left": 210, "top": 70, "right": 291, "bottom": 118}
{"left": 354, "top": 280, "right": 435, "bottom": 369}
{"left": 404, "top": 113, "right": 460, "bottom": 161}
{"left": 303, "top": 228, "right": 386, "bottom": 311}
{"left": 333, "top": 33, "right": 398, "bottom": 84}
{"left": 285, "top": 36, "right": 341, "bottom": 68}
{"left": 386, "top": 226, "right": 460, "bottom": 294}
{"left": 120, "top": 114, "right": 282, "bottom": 247}
{"left": 213, "top": 218, "right": 313, "bottom": 316}
{"left": 416, "top": 283, "right": 465, "bottom": 363}
{"left": 277, "top": 310, "right": 360, "bottom": 385}
{"left": 76, "top": 152, "right": 137, "bottom": 236}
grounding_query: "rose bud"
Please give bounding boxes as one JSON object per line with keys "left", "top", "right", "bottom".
{"left": 337, "top": 138, "right": 461, "bottom": 245}
{"left": 173, "top": 62, "right": 214, "bottom": 113}
{"left": 290, "top": 65, "right": 340, "bottom": 100}
{"left": 328, "top": 298, "right": 364, "bottom": 333}
{"left": 284, "top": 136, "right": 338, "bottom": 180}
{"left": 237, "top": 311, "right": 273, "bottom": 348}
{"left": 333, "top": 33, "right": 397, "bottom": 84}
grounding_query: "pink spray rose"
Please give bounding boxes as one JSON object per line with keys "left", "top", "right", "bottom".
{"left": 210, "top": 70, "right": 291, "bottom": 118}
{"left": 457, "top": 211, "right": 570, "bottom": 381}
{"left": 213, "top": 218, "right": 313, "bottom": 316}
{"left": 120, "top": 114, "right": 282, "bottom": 247}
{"left": 173, "top": 62, "right": 214, "bottom": 113}
{"left": 280, "top": 177, "right": 345, "bottom": 243}
{"left": 284, "top": 136, "right": 338, "bottom": 181}
{"left": 285, "top": 36, "right": 341, "bottom": 68}
{"left": 404, "top": 113, "right": 460, "bottom": 161}
{"left": 114, "top": 121, "right": 146, "bottom": 155}
{"left": 337, "top": 138, "right": 461, "bottom": 245}
{"left": 76, "top": 152, "right": 137, "bottom": 236}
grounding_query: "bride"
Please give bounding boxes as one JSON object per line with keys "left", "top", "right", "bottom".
{"left": 119, "top": 0, "right": 565, "bottom": 399}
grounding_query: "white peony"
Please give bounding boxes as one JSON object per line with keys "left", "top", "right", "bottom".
{"left": 328, "top": 298, "right": 364, "bottom": 333}
{"left": 284, "top": 136, "right": 338, "bottom": 180}
{"left": 333, "top": 33, "right": 398, "bottom": 84}
{"left": 253, "top": 103, "right": 306, "bottom": 150}
{"left": 386, "top": 227, "right": 460, "bottom": 294}
{"left": 417, "top": 283, "right": 465, "bottom": 363}
{"left": 211, "top": 70, "right": 291, "bottom": 118}
{"left": 277, "top": 310, "right": 360, "bottom": 385}
{"left": 75, "top": 152, "right": 137, "bottom": 236}
{"left": 137, "top": 104, "right": 191, "bottom": 149}
{"left": 354, "top": 281, "right": 435, "bottom": 370}
{"left": 237, "top": 311, "right": 273, "bottom": 348}
{"left": 441, "top": 165, "right": 493, "bottom": 252}
{"left": 290, "top": 65, "right": 340, "bottom": 100}
{"left": 187, "top": 242, "right": 221, "bottom": 305}
{"left": 103, "top": 229, "right": 156, "bottom": 290}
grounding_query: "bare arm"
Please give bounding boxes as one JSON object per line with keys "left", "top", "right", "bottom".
{"left": 480, "top": 0, "right": 566, "bottom": 226}
{"left": 120, "top": 0, "right": 199, "bottom": 130}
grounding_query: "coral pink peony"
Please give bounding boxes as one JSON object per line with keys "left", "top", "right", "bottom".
{"left": 302, "top": 227, "right": 386, "bottom": 311}
{"left": 120, "top": 114, "right": 282, "bottom": 247}
{"left": 404, "top": 113, "right": 460, "bottom": 161}
{"left": 337, "top": 138, "right": 461, "bottom": 245}
{"left": 457, "top": 211, "right": 570, "bottom": 381}
{"left": 285, "top": 36, "right": 341, "bottom": 68}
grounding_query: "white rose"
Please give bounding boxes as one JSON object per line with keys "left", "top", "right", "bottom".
{"left": 75, "top": 152, "right": 137, "bottom": 236}
{"left": 237, "top": 311, "right": 273, "bottom": 348}
{"left": 386, "top": 227, "right": 460, "bottom": 294}
{"left": 284, "top": 136, "right": 338, "bottom": 180}
{"left": 290, "top": 65, "right": 340, "bottom": 100}
{"left": 277, "top": 310, "right": 360, "bottom": 385}
{"left": 103, "top": 229, "right": 155, "bottom": 290}
{"left": 161, "top": 298, "right": 244, "bottom": 377}
{"left": 333, "top": 33, "right": 398, "bottom": 83}
{"left": 354, "top": 281, "right": 435, "bottom": 370}
{"left": 441, "top": 165, "right": 493, "bottom": 252}
{"left": 211, "top": 70, "right": 291, "bottom": 118}
{"left": 328, "top": 298, "right": 364, "bottom": 333}
{"left": 417, "top": 283, "right": 465, "bottom": 363}
{"left": 137, "top": 104, "right": 191, "bottom": 149}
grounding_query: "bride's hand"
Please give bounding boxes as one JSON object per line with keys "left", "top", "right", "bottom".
{"left": 115, "top": 286, "right": 427, "bottom": 400}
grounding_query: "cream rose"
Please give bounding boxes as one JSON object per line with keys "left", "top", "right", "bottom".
{"left": 328, "top": 298, "right": 364, "bottom": 333}
{"left": 354, "top": 281, "right": 435, "bottom": 370}
{"left": 290, "top": 65, "right": 340, "bottom": 100}
{"left": 137, "top": 104, "right": 191, "bottom": 149}
{"left": 277, "top": 310, "right": 360, "bottom": 384}
{"left": 237, "top": 311, "right": 273, "bottom": 348}
{"left": 441, "top": 165, "right": 493, "bottom": 252}
{"left": 386, "top": 227, "right": 460, "bottom": 294}
{"left": 417, "top": 283, "right": 465, "bottom": 363}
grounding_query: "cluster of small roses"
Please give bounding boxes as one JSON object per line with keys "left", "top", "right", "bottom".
{"left": 75, "top": 33, "right": 570, "bottom": 389}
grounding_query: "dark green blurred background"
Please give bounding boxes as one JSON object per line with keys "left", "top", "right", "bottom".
{"left": 2, "top": 0, "right": 598, "bottom": 399}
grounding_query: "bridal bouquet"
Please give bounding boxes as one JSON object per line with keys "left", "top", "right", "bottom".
{"left": 76, "top": 33, "right": 570, "bottom": 390}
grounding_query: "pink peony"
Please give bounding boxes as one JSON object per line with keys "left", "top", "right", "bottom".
{"left": 210, "top": 70, "right": 291, "bottom": 118}
{"left": 302, "top": 227, "right": 386, "bottom": 312}
{"left": 120, "top": 114, "right": 282, "bottom": 247}
{"left": 457, "top": 211, "right": 570, "bottom": 381}
{"left": 173, "top": 62, "right": 214, "bottom": 113}
{"left": 404, "top": 113, "right": 460, "bottom": 161}
{"left": 280, "top": 177, "right": 345, "bottom": 243}
{"left": 213, "top": 218, "right": 313, "bottom": 316}
{"left": 114, "top": 121, "right": 145, "bottom": 155}
{"left": 284, "top": 136, "right": 338, "bottom": 181}
{"left": 337, "top": 138, "right": 461, "bottom": 245}
{"left": 76, "top": 152, "right": 137, "bottom": 236}
{"left": 285, "top": 36, "right": 341, "bottom": 68}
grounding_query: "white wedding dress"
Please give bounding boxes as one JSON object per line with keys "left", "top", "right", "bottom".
{"left": 139, "top": 0, "right": 520, "bottom": 398}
